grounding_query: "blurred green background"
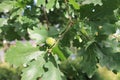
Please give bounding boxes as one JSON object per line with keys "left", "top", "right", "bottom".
{"left": 0, "top": 62, "right": 120, "bottom": 80}
{"left": 0, "top": 63, "right": 20, "bottom": 80}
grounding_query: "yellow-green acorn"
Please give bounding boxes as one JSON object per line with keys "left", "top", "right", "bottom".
{"left": 46, "top": 37, "right": 56, "bottom": 46}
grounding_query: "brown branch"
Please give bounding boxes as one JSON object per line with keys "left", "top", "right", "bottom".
{"left": 42, "top": 6, "right": 50, "bottom": 30}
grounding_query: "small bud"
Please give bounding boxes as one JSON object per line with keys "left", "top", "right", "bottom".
{"left": 95, "top": 32, "right": 98, "bottom": 36}
{"left": 98, "top": 26, "right": 102, "bottom": 29}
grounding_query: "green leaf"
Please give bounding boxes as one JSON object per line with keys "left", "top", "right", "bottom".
{"left": 80, "top": 0, "right": 119, "bottom": 20}
{"left": 82, "top": 0, "right": 103, "bottom": 6}
{"left": 10, "top": 8, "right": 24, "bottom": 19}
{"left": 21, "top": 55, "right": 46, "bottom": 80}
{"left": 0, "top": 18, "right": 7, "bottom": 27}
{"left": 102, "top": 39, "right": 120, "bottom": 53}
{"left": 28, "top": 26, "right": 48, "bottom": 44}
{"left": 36, "top": 0, "right": 45, "bottom": 7}
{"left": 41, "top": 61, "right": 66, "bottom": 80}
{"left": 46, "top": 0, "right": 56, "bottom": 11}
{"left": 81, "top": 21, "right": 116, "bottom": 39}
{"left": 60, "top": 47, "right": 73, "bottom": 58}
{"left": 48, "top": 27, "right": 59, "bottom": 36}
{"left": 85, "top": 39, "right": 95, "bottom": 50}
{"left": 69, "top": 0, "right": 80, "bottom": 10}
{"left": 99, "top": 23, "right": 116, "bottom": 35}
{"left": 56, "top": 0, "right": 60, "bottom": 9}
{"left": 5, "top": 41, "right": 45, "bottom": 67}
{"left": 95, "top": 43, "right": 120, "bottom": 72}
{"left": 79, "top": 48, "right": 97, "bottom": 78}
{"left": 0, "top": 1, "right": 16, "bottom": 12}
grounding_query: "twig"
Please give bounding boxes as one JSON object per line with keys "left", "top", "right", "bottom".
{"left": 47, "top": 0, "right": 74, "bottom": 51}
{"left": 47, "top": 21, "right": 73, "bottom": 53}
{"left": 42, "top": 6, "right": 50, "bottom": 30}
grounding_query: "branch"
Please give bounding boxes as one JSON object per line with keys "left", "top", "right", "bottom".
{"left": 42, "top": 6, "right": 50, "bottom": 30}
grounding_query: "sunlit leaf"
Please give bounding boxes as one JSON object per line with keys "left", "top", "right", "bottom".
{"left": 41, "top": 61, "right": 66, "bottom": 80}
{"left": 6, "top": 41, "right": 45, "bottom": 67}
{"left": 28, "top": 26, "right": 48, "bottom": 44}
{"left": 69, "top": 0, "right": 80, "bottom": 9}
{"left": 21, "top": 55, "right": 46, "bottom": 80}
{"left": 0, "top": 1, "right": 16, "bottom": 12}
{"left": 82, "top": 0, "right": 103, "bottom": 6}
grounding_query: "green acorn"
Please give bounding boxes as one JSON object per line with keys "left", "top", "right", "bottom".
{"left": 46, "top": 37, "right": 56, "bottom": 46}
